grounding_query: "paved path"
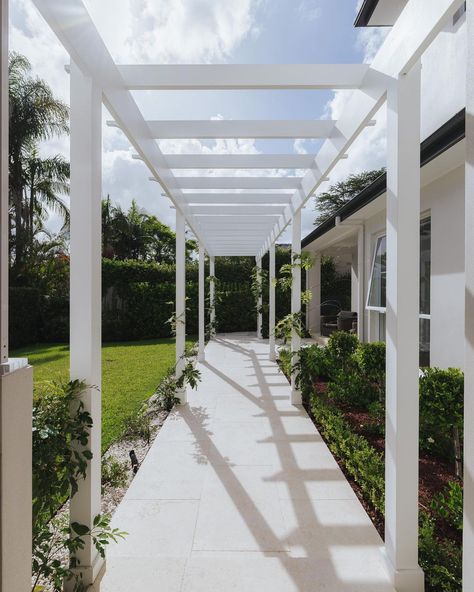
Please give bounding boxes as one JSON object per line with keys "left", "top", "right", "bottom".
{"left": 101, "top": 333, "right": 394, "bottom": 592}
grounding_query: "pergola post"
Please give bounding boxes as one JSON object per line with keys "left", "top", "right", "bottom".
{"left": 198, "top": 242, "right": 205, "bottom": 362}
{"left": 69, "top": 61, "right": 103, "bottom": 587}
{"left": 175, "top": 208, "right": 187, "bottom": 404}
{"left": 464, "top": 1, "right": 474, "bottom": 588}
{"left": 269, "top": 243, "right": 276, "bottom": 361}
{"left": 291, "top": 210, "right": 302, "bottom": 405}
{"left": 0, "top": 2, "right": 33, "bottom": 589}
{"left": 383, "top": 64, "right": 424, "bottom": 591}
{"left": 209, "top": 256, "right": 216, "bottom": 337}
{"left": 307, "top": 253, "right": 321, "bottom": 336}
{"left": 357, "top": 226, "right": 365, "bottom": 341}
{"left": 256, "top": 256, "right": 263, "bottom": 339}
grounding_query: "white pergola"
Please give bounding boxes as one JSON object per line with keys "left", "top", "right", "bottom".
{"left": 0, "top": 0, "right": 473, "bottom": 591}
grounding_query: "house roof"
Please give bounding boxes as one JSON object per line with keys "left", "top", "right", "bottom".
{"left": 302, "top": 109, "right": 465, "bottom": 249}
{"left": 355, "top": 0, "right": 408, "bottom": 28}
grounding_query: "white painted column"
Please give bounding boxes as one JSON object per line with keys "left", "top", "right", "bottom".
{"left": 69, "top": 62, "right": 103, "bottom": 587}
{"left": 269, "top": 243, "right": 276, "bottom": 360}
{"left": 357, "top": 226, "right": 365, "bottom": 341}
{"left": 175, "top": 208, "right": 187, "bottom": 404}
{"left": 209, "top": 256, "right": 216, "bottom": 337}
{"left": 198, "top": 243, "right": 205, "bottom": 362}
{"left": 464, "top": 1, "right": 474, "bottom": 588}
{"left": 384, "top": 64, "right": 424, "bottom": 591}
{"left": 0, "top": 4, "right": 34, "bottom": 589}
{"left": 307, "top": 253, "right": 321, "bottom": 336}
{"left": 291, "top": 210, "right": 302, "bottom": 405}
{"left": 256, "top": 256, "right": 263, "bottom": 339}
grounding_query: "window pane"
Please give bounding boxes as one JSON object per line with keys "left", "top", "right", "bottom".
{"left": 420, "top": 318, "right": 431, "bottom": 367}
{"left": 368, "top": 236, "right": 386, "bottom": 308}
{"left": 420, "top": 217, "right": 431, "bottom": 315}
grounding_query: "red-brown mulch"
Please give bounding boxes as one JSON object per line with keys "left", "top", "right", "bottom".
{"left": 305, "top": 379, "right": 459, "bottom": 541}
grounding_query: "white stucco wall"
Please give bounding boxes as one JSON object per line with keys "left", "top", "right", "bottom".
{"left": 428, "top": 165, "right": 465, "bottom": 369}
{"left": 360, "top": 165, "right": 465, "bottom": 369}
{"left": 421, "top": 13, "right": 466, "bottom": 140}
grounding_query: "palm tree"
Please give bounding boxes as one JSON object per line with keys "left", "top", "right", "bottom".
{"left": 23, "top": 151, "right": 70, "bottom": 247}
{"left": 9, "top": 52, "right": 69, "bottom": 272}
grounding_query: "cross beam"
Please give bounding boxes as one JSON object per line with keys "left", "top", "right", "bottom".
{"left": 137, "top": 120, "right": 336, "bottom": 139}
{"left": 117, "top": 63, "right": 371, "bottom": 90}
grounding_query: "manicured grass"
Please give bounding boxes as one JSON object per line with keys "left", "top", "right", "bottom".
{"left": 12, "top": 338, "right": 195, "bottom": 451}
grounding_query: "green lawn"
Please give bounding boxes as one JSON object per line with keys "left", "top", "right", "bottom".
{"left": 12, "top": 338, "right": 195, "bottom": 451}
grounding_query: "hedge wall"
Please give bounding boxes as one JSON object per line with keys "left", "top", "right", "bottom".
{"left": 10, "top": 250, "right": 351, "bottom": 346}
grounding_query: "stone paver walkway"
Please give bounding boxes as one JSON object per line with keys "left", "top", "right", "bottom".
{"left": 101, "top": 333, "right": 395, "bottom": 592}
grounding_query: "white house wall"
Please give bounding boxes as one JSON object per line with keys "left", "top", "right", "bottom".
{"left": 421, "top": 13, "right": 466, "bottom": 139}
{"left": 428, "top": 165, "right": 465, "bottom": 368}
{"left": 359, "top": 164, "right": 465, "bottom": 369}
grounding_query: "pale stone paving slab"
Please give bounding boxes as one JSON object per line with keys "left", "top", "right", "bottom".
{"left": 100, "top": 333, "right": 395, "bottom": 592}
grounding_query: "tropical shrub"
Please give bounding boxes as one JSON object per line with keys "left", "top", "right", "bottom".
{"left": 327, "top": 370, "right": 378, "bottom": 409}
{"left": 419, "top": 368, "right": 464, "bottom": 473}
{"left": 354, "top": 341, "right": 385, "bottom": 400}
{"left": 430, "top": 481, "right": 463, "bottom": 532}
{"left": 325, "top": 331, "right": 359, "bottom": 374}
{"left": 294, "top": 344, "right": 330, "bottom": 391}
{"left": 32, "top": 380, "right": 125, "bottom": 591}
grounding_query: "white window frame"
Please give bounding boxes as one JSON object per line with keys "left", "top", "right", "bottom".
{"left": 365, "top": 214, "right": 432, "bottom": 319}
{"left": 366, "top": 231, "right": 386, "bottom": 313}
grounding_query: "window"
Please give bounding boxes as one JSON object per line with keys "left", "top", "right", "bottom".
{"left": 367, "top": 235, "right": 386, "bottom": 311}
{"left": 366, "top": 217, "right": 431, "bottom": 365}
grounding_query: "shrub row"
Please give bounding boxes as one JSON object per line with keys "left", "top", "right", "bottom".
{"left": 309, "top": 391, "right": 462, "bottom": 592}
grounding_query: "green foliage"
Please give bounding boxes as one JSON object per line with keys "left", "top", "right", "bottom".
{"left": 122, "top": 408, "right": 152, "bottom": 443}
{"left": 314, "top": 169, "right": 385, "bottom": 226}
{"left": 101, "top": 456, "right": 128, "bottom": 492}
{"left": 327, "top": 370, "right": 378, "bottom": 409}
{"left": 274, "top": 312, "right": 305, "bottom": 344}
{"left": 310, "top": 394, "right": 385, "bottom": 513}
{"left": 32, "top": 380, "right": 126, "bottom": 591}
{"left": 419, "top": 368, "right": 464, "bottom": 465}
{"left": 154, "top": 358, "right": 202, "bottom": 412}
{"left": 10, "top": 286, "right": 41, "bottom": 347}
{"left": 430, "top": 481, "right": 463, "bottom": 532}
{"left": 419, "top": 514, "right": 462, "bottom": 592}
{"left": 326, "top": 331, "right": 359, "bottom": 373}
{"left": 278, "top": 347, "right": 292, "bottom": 379}
{"left": 311, "top": 391, "right": 462, "bottom": 592}
{"left": 321, "top": 255, "right": 351, "bottom": 310}
{"left": 294, "top": 344, "right": 330, "bottom": 389}
{"left": 32, "top": 380, "right": 93, "bottom": 529}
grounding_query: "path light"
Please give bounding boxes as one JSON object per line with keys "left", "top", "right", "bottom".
{"left": 129, "top": 450, "right": 139, "bottom": 474}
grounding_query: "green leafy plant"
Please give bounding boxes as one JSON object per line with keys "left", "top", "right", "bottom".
{"left": 326, "top": 331, "right": 359, "bottom": 374}
{"left": 32, "top": 380, "right": 126, "bottom": 591}
{"left": 327, "top": 370, "right": 378, "bottom": 409}
{"left": 274, "top": 312, "right": 305, "bottom": 344}
{"left": 122, "top": 408, "right": 152, "bottom": 443}
{"left": 294, "top": 344, "right": 330, "bottom": 390}
{"left": 154, "top": 353, "right": 202, "bottom": 412}
{"left": 101, "top": 456, "right": 128, "bottom": 492}
{"left": 354, "top": 341, "right": 385, "bottom": 401}
{"left": 419, "top": 367, "right": 464, "bottom": 476}
{"left": 430, "top": 481, "right": 463, "bottom": 532}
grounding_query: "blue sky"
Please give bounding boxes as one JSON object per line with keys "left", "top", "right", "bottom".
{"left": 10, "top": 0, "right": 387, "bottom": 240}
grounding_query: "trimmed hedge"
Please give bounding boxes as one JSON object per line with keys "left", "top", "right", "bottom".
{"left": 10, "top": 287, "right": 41, "bottom": 348}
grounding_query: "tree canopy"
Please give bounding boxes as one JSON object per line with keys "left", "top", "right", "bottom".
{"left": 314, "top": 169, "right": 385, "bottom": 226}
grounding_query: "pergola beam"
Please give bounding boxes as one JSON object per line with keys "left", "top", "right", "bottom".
{"left": 117, "top": 63, "right": 370, "bottom": 90}
{"left": 165, "top": 154, "right": 317, "bottom": 169}
{"left": 33, "top": 0, "right": 214, "bottom": 255}
{"left": 177, "top": 177, "right": 302, "bottom": 190}
{"left": 259, "top": 0, "right": 464, "bottom": 257}
{"left": 181, "top": 194, "right": 293, "bottom": 204}
{"left": 189, "top": 205, "right": 285, "bottom": 215}
{"left": 142, "top": 120, "right": 336, "bottom": 139}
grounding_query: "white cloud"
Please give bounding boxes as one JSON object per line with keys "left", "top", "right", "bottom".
{"left": 297, "top": 0, "right": 321, "bottom": 22}
{"left": 84, "top": 0, "right": 261, "bottom": 64}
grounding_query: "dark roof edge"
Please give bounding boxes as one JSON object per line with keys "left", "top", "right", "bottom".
{"left": 302, "top": 109, "right": 466, "bottom": 249}
{"left": 354, "top": 0, "right": 381, "bottom": 27}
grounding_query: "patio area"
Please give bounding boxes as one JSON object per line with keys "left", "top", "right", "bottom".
{"left": 100, "top": 334, "right": 394, "bottom": 592}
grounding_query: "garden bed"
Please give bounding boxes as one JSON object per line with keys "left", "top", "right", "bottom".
{"left": 280, "top": 331, "right": 463, "bottom": 592}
